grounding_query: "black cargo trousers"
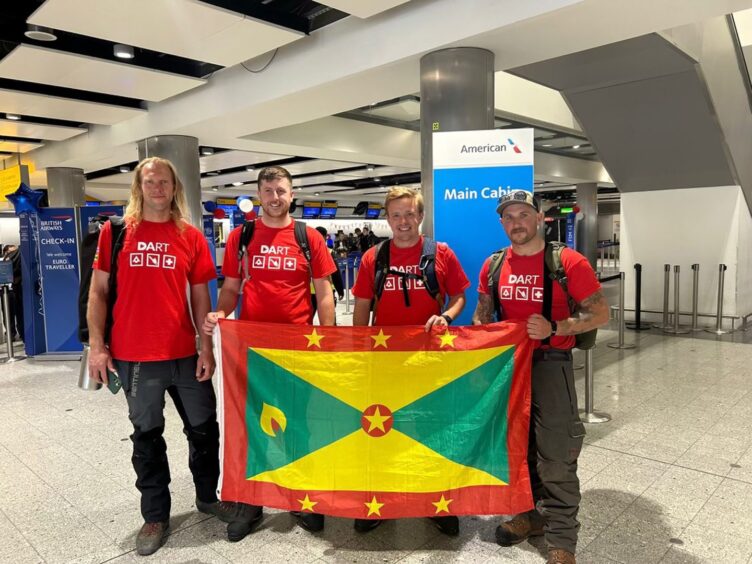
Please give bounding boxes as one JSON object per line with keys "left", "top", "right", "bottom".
{"left": 114, "top": 355, "right": 220, "bottom": 523}
{"left": 528, "top": 348, "right": 586, "bottom": 554}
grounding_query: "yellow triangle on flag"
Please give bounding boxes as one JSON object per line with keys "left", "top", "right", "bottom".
{"left": 252, "top": 345, "right": 512, "bottom": 412}
{"left": 249, "top": 428, "right": 507, "bottom": 492}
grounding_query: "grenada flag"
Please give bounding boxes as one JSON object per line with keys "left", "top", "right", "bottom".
{"left": 216, "top": 320, "right": 534, "bottom": 520}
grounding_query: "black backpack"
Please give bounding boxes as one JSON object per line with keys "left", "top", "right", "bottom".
{"left": 487, "top": 241, "right": 597, "bottom": 350}
{"left": 372, "top": 237, "right": 442, "bottom": 309}
{"left": 78, "top": 215, "right": 126, "bottom": 345}
{"left": 237, "top": 219, "right": 311, "bottom": 295}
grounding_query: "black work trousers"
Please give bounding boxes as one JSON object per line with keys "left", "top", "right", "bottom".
{"left": 114, "top": 355, "right": 220, "bottom": 523}
{"left": 527, "top": 349, "right": 586, "bottom": 554}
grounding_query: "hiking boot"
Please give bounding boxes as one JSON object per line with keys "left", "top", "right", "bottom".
{"left": 226, "top": 504, "right": 264, "bottom": 542}
{"left": 547, "top": 548, "right": 576, "bottom": 564}
{"left": 196, "top": 498, "right": 244, "bottom": 523}
{"left": 430, "top": 515, "right": 459, "bottom": 536}
{"left": 495, "top": 511, "right": 544, "bottom": 546}
{"left": 296, "top": 512, "right": 325, "bottom": 533}
{"left": 136, "top": 521, "right": 169, "bottom": 556}
{"left": 354, "top": 518, "right": 382, "bottom": 533}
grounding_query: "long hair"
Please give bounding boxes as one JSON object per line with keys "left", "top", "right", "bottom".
{"left": 124, "top": 157, "right": 190, "bottom": 229}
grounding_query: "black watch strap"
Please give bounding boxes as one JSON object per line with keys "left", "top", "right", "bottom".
{"left": 550, "top": 320, "right": 557, "bottom": 336}
{"left": 441, "top": 313, "right": 453, "bottom": 325}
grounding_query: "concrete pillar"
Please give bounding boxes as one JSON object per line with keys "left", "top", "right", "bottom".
{"left": 420, "top": 48, "right": 495, "bottom": 236}
{"left": 575, "top": 182, "right": 598, "bottom": 268}
{"left": 47, "top": 167, "right": 85, "bottom": 208}
{"left": 137, "top": 135, "right": 202, "bottom": 230}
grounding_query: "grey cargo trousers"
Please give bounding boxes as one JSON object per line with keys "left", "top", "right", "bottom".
{"left": 528, "top": 348, "right": 586, "bottom": 553}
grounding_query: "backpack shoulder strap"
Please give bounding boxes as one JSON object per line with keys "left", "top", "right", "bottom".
{"left": 487, "top": 247, "right": 508, "bottom": 321}
{"left": 373, "top": 240, "right": 391, "bottom": 299}
{"left": 418, "top": 237, "right": 440, "bottom": 300}
{"left": 105, "top": 216, "right": 127, "bottom": 344}
{"left": 293, "top": 220, "right": 313, "bottom": 278}
{"left": 545, "top": 241, "right": 569, "bottom": 294}
{"left": 237, "top": 219, "right": 256, "bottom": 282}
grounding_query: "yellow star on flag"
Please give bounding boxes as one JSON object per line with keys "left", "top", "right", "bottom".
{"left": 370, "top": 329, "right": 391, "bottom": 349}
{"left": 432, "top": 494, "right": 453, "bottom": 514}
{"left": 297, "top": 494, "right": 318, "bottom": 512}
{"left": 365, "top": 496, "right": 384, "bottom": 517}
{"left": 304, "top": 328, "right": 325, "bottom": 348}
{"left": 364, "top": 406, "right": 391, "bottom": 433}
{"left": 438, "top": 330, "right": 457, "bottom": 348}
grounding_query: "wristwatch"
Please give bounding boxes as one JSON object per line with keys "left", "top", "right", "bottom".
{"left": 441, "top": 313, "right": 453, "bottom": 325}
{"left": 550, "top": 320, "right": 558, "bottom": 336}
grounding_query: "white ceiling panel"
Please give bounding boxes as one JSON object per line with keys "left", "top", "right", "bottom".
{"left": 0, "top": 119, "right": 86, "bottom": 141}
{"left": 201, "top": 170, "right": 256, "bottom": 189}
{"left": 93, "top": 171, "right": 134, "bottom": 185}
{"left": 0, "top": 140, "right": 44, "bottom": 153}
{"left": 0, "top": 88, "right": 145, "bottom": 125}
{"left": 363, "top": 99, "right": 420, "bottom": 122}
{"left": 338, "top": 165, "right": 416, "bottom": 179}
{"left": 283, "top": 159, "right": 362, "bottom": 175}
{"left": 293, "top": 173, "right": 359, "bottom": 186}
{"left": 29, "top": 0, "right": 305, "bottom": 67}
{"left": 319, "top": 0, "right": 410, "bottom": 18}
{"left": 0, "top": 45, "right": 205, "bottom": 103}
{"left": 199, "top": 150, "right": 290, "bottom": 173}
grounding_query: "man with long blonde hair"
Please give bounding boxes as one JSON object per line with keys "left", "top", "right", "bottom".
{"left": 87, "top": 157, "right": 240, "bottom": 556}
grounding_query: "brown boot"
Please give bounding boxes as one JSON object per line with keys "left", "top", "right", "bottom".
{"left": 547, "top": 548, "right": 576, "bottom": 564}
{"left": 136, "top": 521, "right": 169, "bottom": 556}
{"left": 495, "top": 511, "right": 544, "bottom": 546}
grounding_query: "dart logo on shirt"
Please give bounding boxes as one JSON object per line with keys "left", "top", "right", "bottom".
{"left": 501, "top": 274, "right": 542, "bottom": 303}
{"left": 129, "top": 241, "right": 175, "bottom": 270}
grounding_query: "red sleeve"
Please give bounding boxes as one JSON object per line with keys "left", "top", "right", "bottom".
{"left": 352, "top": 246, "right": 378, "bottom": 300}
{"left": 220, "top": 225, "right": 243, "bottom": 279}
{"left": 92, "top": 220, "right": 113, "bottom": 273}
{"left": 477, "top": 256, "right": 493, "bottom": 295}
{"left": 307, "top": 226, "right": 337, "bottom": 279}
{"left": 437, "top": 243, "right": 470, "bottom": 296}
{"left": 187, "top": 227, "right": 217, "bottom": 285}
{"left": 561, "top": 248, "right": 601, "bottom": 303}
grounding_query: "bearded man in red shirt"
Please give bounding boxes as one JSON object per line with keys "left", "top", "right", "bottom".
{"left": 473, "top": 191, "right": 609, "bottom": 564}
{"left": 88, "top": 157, "right": 240, "bottom": 556}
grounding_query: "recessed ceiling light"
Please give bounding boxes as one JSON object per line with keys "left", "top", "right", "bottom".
{"left": 212, "top": 187, "right": 218, "bottom": 192}
{"left": 113, "top": 44, "right": 135, "bottom": 59}
{"left": 232, "top": 181, "right": 243, "bottom": 186}
{"left": 206, "top": 171, "right": 219, "bottom": 176}
{"left": 5, "top": 113, "right": 21, "bottom": 121}
{"left": 245, "top": 166, "right": 255, "bottom": 172}
{"left": 119, "top": 166, "right": 130, "bottom": 173}
{"left": 200, "top": 147, "right": 214, "bottom": 156}
{"left": 315, "top": 192, "right": 320, "bottom": 196}
{"left": 572, "top": 144, "right": 581, "bottom": 149}
{"left": 24, "top": 25, "right": 57, "bottom": 42}
{"left": 374, "top": 177, "right": 381, "bottom": 182}
{"left": 367, "top": 165, "right": 375, "bottom": 172}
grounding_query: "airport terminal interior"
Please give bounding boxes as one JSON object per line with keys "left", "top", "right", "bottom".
{"left": 3, "top": 0, "right": 752, "bottom": 562}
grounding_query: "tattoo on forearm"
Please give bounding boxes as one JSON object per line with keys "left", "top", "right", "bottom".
{"left": 559, "top": 291, "right": 608, "bottom": 335}
{"left": 473, "top": 294, "right": 495, "bottom": 325}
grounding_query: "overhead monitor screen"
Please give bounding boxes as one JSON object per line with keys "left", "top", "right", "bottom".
{"left": 302, "top": 202, "right": 321, "bottom": 219}
{"left": 320, "top": 201, "right": 338, "bottom": 219}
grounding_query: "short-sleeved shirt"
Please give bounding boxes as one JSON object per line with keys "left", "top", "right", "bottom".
{"left": 94, "top": 219, "right": 216, "bottom": 362}
{"left": 222, "top": 220, "right": 336, "bottom": 324}
{"left": 477, "top": 246, "right": 600, "bottom": 350}
{"left": 352, "top": 237, "right": 470, "bottom": 326}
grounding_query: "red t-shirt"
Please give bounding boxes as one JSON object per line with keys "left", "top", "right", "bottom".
{"left": 222, "top": 221, "right": 336, "bottom": 324}
{"left": 94, "top": 219, "right": 217, "bottom": 362}
{"left": 352, "top": 237, "right": 470, "bottom": 326}
{"left": 477, "top": 246, "right": 600, "bottom": 350}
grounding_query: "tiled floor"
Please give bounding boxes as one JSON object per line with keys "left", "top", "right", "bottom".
{"left": 2, "top": 296, "right": 752, "bottom": 563}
